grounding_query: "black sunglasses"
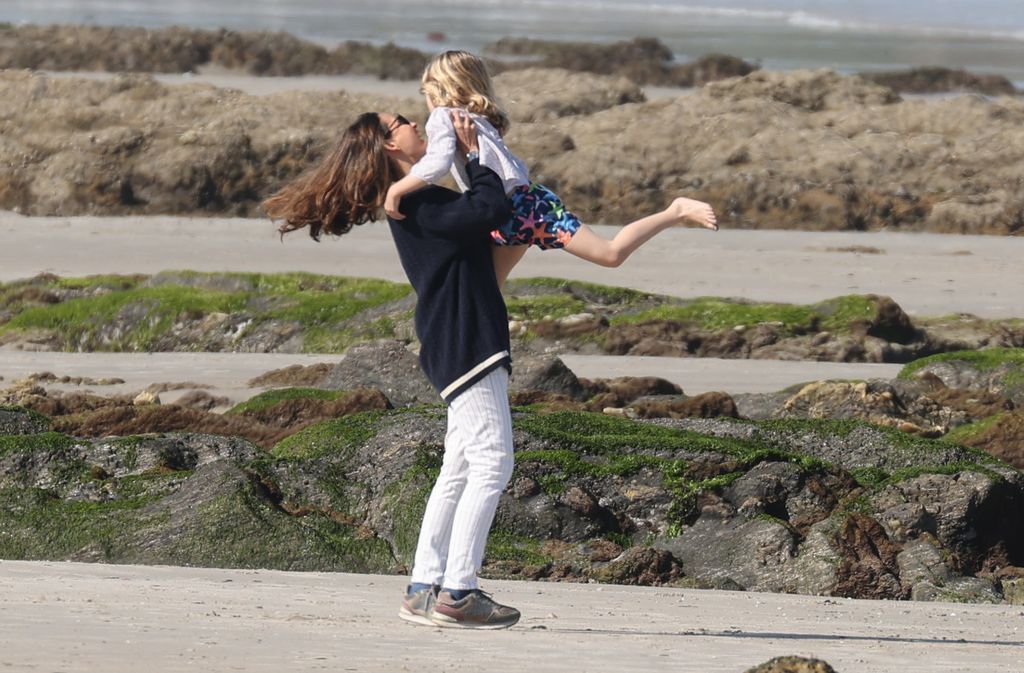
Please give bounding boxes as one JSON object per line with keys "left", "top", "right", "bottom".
{"left": 384, "top": 114, "right": 411, "bottom": 138}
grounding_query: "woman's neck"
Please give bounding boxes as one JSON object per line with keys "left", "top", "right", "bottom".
{"left": 389, "top": 154, "right": 415, "bottom": 177}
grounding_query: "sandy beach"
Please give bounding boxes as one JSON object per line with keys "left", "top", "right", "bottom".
{"left": 5, "top": 212, "right": 1023, "bottom": 318}
{"left": 3, "top": 64, "right": 1024, "bottom": 673}
{"left": 2, "top": 560, "right": 1022, "bottom": 673}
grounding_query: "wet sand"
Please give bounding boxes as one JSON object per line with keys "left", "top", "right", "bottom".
{"left": 0, "top": 350, "right": 905, "bottom": 408}
{"left": 5, "top": 212, "right": 1023, "bottom": 318}
{"left": 2, "top": 560, "right": 1021, "bottom": 673}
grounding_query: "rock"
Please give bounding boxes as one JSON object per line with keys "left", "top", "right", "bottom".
{"left": 731, "top": 391, "right": 791, "bottom": 420}
{"left": 588, "top": 546, "right": 684, "bottom": 586}
{"left": 631, "top": 392, "right": 739, "bottom": 420}
{"left": 528, "top": 313, "right": 610, "bottom": 340}
{"left": 1001, "top": 578, "right": 1024, "bottom": 605}
{"left": 952, "top": 409, "right": 1024, "bottom": 470}
{"left": 487, "top": 36, "right": 756, "bottom": 87}
{"left": 833, "top": 513, "right": 905, "bottom": 599}
{"left": 0, "top": 406, "right": 51, "bottom": 435}
{"left": 912, "top": 357, "right": 1024, "bottom": 408}
{"left": 872, "top": 470, "right": 1024, "bottom": 572}
{"left": 896, "top": 536, "right": 952, "bottom": 586}
{"left": 509, "top": 355, "right": 587, "bottom": 400}
{"left": 173, "top": 390, "right": 231, "bottom": 411}
{"left": 910, "top": 576, "right": 1003, "bottom": 604}
{"left": 322, "top": 340, "right": 436, "bottom": 407}
{"left": 744, "top": 656, "right": 838, "bottom": 673}
{"left": 724, "top": 461, "right": 803, "bottom": 518}
{"left": 657, "top": 516, "right": 799, "bottom": 593}
{"left": 133, "top": 390, "right": 161, "bottom": 406}
{"left": 581, "top": 376, "right": 682, "bottom": 401}
{"left": 859, "top": 295, "right": 918, "bottom": 344}
{"left": 495, "top": 68, "right": 644, "bottom": 122}
{"left": 704, "top": 68, "right": 899, "bottom": 112}
{"left": 248, "top": 363, "right": 333, "bottom": 387}
{"left": 860, "top": 66, "right": 1019, "bottom": 96}
{"left": 0, "top": 24, "right": 428, "bottom": 79}
{"left": 671, "top": 53, "right": 759, "bottom": 87}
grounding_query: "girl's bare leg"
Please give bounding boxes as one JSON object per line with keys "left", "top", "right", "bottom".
{"left": 492, "top": 245, "right": 529, "bottom": 291}
{"left": 563, "top": 197, "right": 717, "bottom": 268}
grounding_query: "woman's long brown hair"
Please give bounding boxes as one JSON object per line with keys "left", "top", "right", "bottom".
{"left": 263, "top": 112, "right": 398, "bottom": 240}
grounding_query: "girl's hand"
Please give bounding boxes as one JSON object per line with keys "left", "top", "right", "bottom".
{"left": 451, "top": 111, "right": 479, "bottom": 155}
{"left": 384, "top": 185, "right": 405, "bottom": 220}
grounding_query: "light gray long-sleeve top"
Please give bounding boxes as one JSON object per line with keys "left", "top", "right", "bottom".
{"left": 410, "top": 106, "right": 530, "bottom": 196}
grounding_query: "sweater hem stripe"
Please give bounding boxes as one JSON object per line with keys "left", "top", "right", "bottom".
{"left": 440, "top": 351, "right": 510, "bottom": 402}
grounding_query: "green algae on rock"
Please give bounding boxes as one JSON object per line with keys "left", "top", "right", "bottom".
{"left": 1, "top": 407, "right": 1021, "bottom": 600}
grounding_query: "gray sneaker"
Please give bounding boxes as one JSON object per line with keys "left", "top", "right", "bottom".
{"left": 430, "top": 589, "right": 520, "bottom": 630}
{"left": 398, "top": 585, "right": 438, "bottom": 626}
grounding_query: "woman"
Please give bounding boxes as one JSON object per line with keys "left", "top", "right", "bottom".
{"left": 263, "top": 111, "right": 520, "bottom": 629}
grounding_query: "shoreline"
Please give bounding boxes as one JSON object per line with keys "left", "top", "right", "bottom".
{"left": 4, "top": 14, "right": 1024, "bottom": 85}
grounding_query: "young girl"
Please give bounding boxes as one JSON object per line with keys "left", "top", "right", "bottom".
{"left": 384, "top": 49, "right": 718, "bottom": 287}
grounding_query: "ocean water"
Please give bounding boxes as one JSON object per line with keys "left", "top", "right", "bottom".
{"left": 4, "top": 0, "right": 1024, "bottom": 83}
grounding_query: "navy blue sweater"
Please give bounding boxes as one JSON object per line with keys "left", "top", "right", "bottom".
{"left": 387, "top": 160, "right": 512, "bottom": 402}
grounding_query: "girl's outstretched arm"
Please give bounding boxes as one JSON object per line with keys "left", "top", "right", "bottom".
{"left": 384, "top": 174, "right": 429, "bottom": 220}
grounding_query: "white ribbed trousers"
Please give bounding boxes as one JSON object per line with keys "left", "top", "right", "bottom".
{"left": 410, "top": 366, "right": 514, "bottom": 590}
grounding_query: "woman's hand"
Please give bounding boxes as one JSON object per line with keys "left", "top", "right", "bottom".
{"left": 450, "top": 110, "right": 479, "bottom": 156}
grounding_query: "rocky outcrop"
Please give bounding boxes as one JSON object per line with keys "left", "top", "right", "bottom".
{"left": 703, "top": 68, "right": 900, "bottom": 112}
{"left": 532, "top": 71, "right": 1024, "bottom": 234}
{"left": 6, "top": 273, "right": 1020, "bottom": 366}
{"left": 860, "top": 66, "right": 1020, "bottom": 96}
{"left": 2, "top": 405, "right": 1020, "bottom": 601}
{"left": 487, "top": 37, "right": 758, "bottom": 87}
{"left": 1, "top": 65, "right": 1023, "bottom": 234}
{"left": 495, "top": 68, "right": 645, "bottom": 122}
{"left": 0, "top": 26, "right": 756, "bottom": 86}
{"left": 0, "top": 24, "right": 428, "bottom": 78}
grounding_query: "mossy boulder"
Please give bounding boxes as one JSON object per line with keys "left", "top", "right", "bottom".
{"left": 0, "top": 406, "right": 51, "bottom": 435}
{"left": 900, "top": 348, "right": 1024, "bottom": 405}
{"left": 1, "top": 410, "right": 1021, "bottom": 600}
{"left": 744, "top": 656, "right": 838, "bottom": 673}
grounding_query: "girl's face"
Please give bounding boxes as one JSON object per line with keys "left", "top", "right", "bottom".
{"left": 381, "top": 112, "right": 426, "bottom": 161}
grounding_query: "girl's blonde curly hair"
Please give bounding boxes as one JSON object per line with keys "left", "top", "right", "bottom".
{"left": 421, "top": 50, "right": 510, "bottom": 136}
